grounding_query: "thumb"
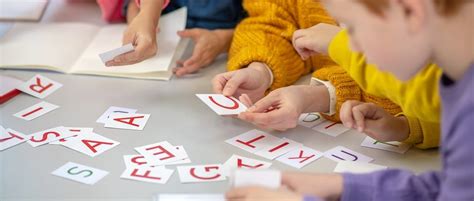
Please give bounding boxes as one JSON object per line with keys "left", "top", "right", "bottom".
{"left": 222, "top": 73, "right": 246, "bottom": 97}
{"left": 177, "top": 29, "right": 201, "bottom": 40}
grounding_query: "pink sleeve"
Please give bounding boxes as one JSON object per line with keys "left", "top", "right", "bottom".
{"left": 97, "top": 0, "right": 126, "bottom": 23}
{"left": 135, "top": 0, "right": 170, "bottom": 9}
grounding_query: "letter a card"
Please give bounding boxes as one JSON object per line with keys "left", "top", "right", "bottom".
{"left": 104, "top": 113, "right": 150, "bottom": 130}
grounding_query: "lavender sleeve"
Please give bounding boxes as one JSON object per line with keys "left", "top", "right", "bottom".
{"left": 340, "top": 109, "right": 474, "bottom": 201}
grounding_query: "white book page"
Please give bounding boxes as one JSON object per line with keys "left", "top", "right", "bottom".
{"left": 70, "top": 7, "right": 187, "bottom": 75}
{"left": 0, "top": 23, "right": 99, "bottom": 72}
{"left": 0, "top": 0, "right": 48, "bottom": 21}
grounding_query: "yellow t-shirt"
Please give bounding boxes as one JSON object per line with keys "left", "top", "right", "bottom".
{"left": 327, "top": 30, "right": 442, "bottom": 149}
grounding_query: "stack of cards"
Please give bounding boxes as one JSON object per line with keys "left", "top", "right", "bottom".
{"left": 120, "top": 141, "right": 191, "bottom": 184}
{"left": 97, "top": 106, "right": 151, "bottom": 131}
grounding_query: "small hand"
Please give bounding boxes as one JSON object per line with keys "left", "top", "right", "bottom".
{"left": 174, "top": 29, "right": 234, "bottom": 77}
{"left": 340, "top": 100, "right": 410, "bottom": 142}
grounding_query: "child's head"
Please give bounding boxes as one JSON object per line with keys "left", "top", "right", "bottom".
{"left": 322, "top": 0, "right": 468, "bottom": 80}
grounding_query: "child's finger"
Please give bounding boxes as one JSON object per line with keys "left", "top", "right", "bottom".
{"left": 177, "top": 28, "right": 202, "bottom": 42}
{"left": 211, "top": 71, "right": 234, "bottom": 94}
{"left": 246, "top": 92, "right": 279, "bottom": 113}
{"left": 352, "top": 106, "right": 367, "bottom": 133}
{"left": 239, "top": 94, "right": 253, "bottom": 108}
{"left": 222, "top": 73, "right": 247, "bottom": 97}
{"left": 339, "top": 101, "right": 358, "bottom": 128}
{"left": 239, "top": 107, "right": 286, "bottom": 126}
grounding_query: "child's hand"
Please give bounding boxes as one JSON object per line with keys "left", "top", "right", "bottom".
{"left": 282, "top": 172, "right": 343, "bottom": 201}
{"left": 292, "top": 23, "right": 342, "bottom": 60}
{"left": 107, "top": 1, "right": 162, "bottom": 66}
{"left": 340, "top": 100, "right": 410, "bottom": 142}
{"left": 174, "top": 29, "right": 234, "bottom": 77}
{"left": 238, "top": 85, "right": 329, "bottom": 131}
{"left": 212, "top": 62, "right": 272, "bottom": 103}
{"left": 226, "top": 186, "right": 302, "bottom": 201}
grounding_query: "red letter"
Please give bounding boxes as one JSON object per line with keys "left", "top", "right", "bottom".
{"left": 29, "top": 77, "right": 53, "bottom": 94}
{"left": 288, "top": 150, "right": 315, "bottom": 163}
{"left": 237, "top": 158, "right": 263, "bottom": 169}
{"left": 30, "top": 131, "right": 60, "bottom": 143}
{"left": 209, "top": 96, "right": 239, "bottom": 109}
{"left": 190, "top": 166, "right": 221, "bottom": 180}
{"left": 81, "top": 139, "right": 114, "bottom": 153}
{"left": 113, "top": 115, "right": 144, "bottom": 127}
{"left": 268, "top": 142, "right": 290, "bottom": 152}
{"left": 131, "top": 169, "right": 161, "bottom": 180}
{"left": 145, "top": 145, "right": 175, "bottom": 161}
{"left": 236, "top": 135, "right": 265, "bottom": 148}
{"left": 21, "top": 107, "right": 43, "bottom": 117}
{"left": 0, "top": 132, "right": 25, "bottom": 142}
{"left": 131, "top": 155, "right": 147, "bottom": 166}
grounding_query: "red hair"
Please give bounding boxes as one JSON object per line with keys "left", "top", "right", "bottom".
{"left": 358, "top": 0, "right": 466, "bottom": 16}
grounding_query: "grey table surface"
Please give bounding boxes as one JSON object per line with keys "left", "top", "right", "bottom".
{"left": 0, "top": 1, "right": 440, "bottom": 201}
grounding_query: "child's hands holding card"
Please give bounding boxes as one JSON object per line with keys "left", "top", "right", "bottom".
{"left": 107, "top": 6, "right": 160, "bottom": 66}
{"left": 339, "top": 100, "right": 410, "bottom": 142}
{"left": 238, "top": 85, "right": 330, "bottom": 131}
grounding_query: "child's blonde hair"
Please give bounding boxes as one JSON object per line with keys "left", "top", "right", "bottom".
{"left": 358, "top": 0, "right": 466, "bottom": 16}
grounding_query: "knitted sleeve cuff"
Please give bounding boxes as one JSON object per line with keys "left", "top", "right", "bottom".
{"left": 227, "top": 44, "right": 308, "bottom": 91}
{"left": 398, "top": 114, "right": 424, "bottom": 145}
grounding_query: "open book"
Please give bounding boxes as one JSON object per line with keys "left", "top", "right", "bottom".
{"left": 0, "top": 7, "right": 186, "bottom": 80}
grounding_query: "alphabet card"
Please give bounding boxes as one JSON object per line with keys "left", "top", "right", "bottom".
{"left": 123, "top": 154, "right": 151, "bottom": 169}
{"left": 99, "top": 43, "right": 134, "bottom": 64}
{"left": 361, "top": 136, "right": 411, "bottom": 154}
{"left": 59, "top": 132, "right": 120, "bottom": 157}
{"left": 104, "top": 113, "right": 150, "bottom": 130}
{"left": 225, "top": 129, "right": 281, "bottom": 153}
{"left": 222, "top": 154, "right": 272, "bottom": 176}
{"left": 164, "top": 146, "right": 192, "bottom": 165}
{"left": 177, "top": 164, "right": 226, "bottom": 183}
{"left": 49, "top": 127, "right": 94, "bottom": 145}
{"left": 254, "top": 138, "right": 302, "bottom": 160}
{"left": 333, "top": 161, "right": 387, "bottom": 174}
{"left": 232, "top": 169, "right": 281, "bottom": 189}
{"left": 323, "top": 146, "right": 374, "bottom": 163}
{"left": 298, "top": 113, "right": 326, "bottom": 128}
{"left": 16, "top": 74, "right": 62, "bottom": 99}
{"left": 0, "top": 128, "right": 27, "bottom": 151}
{"left": 51, "top": 162, "right": 109, "bottom": 185}
{"left": 312, "top": 121, "right": 350, "bottom": 137}
{"left": 121, "top": 166, "right": 174, "bottom": 184}
{"left": 27, "top": 127, "right": 76, "bottom": 147}
{"left": 96, "top": 106, "right": 137, "bottom": 124}
{"left": 196, "top": 94, "right": 247, "bottom": 115}
{"left": 135, "top": 141, "right": 188, "bottom": 166}
{"left": 13, "top": 101, "right": 59, "bottom": 121}
{"left": 276, "top": 146, "right": 323, "bottom": 169}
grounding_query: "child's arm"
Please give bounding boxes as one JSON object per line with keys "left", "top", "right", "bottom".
{"left": 292, "top": 23, "right": 342, "bottom": 59}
